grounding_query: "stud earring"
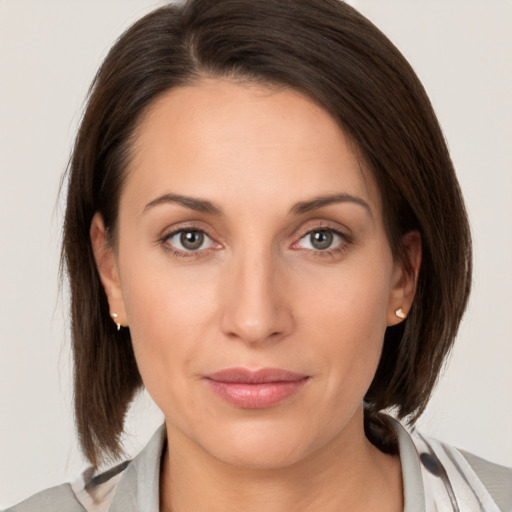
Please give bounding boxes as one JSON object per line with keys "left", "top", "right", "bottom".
{"left": 395, "top": 308, "right": 406, "bottom": 320}
{"left": 111, "top": 312, "right": 121, "bottom": 331}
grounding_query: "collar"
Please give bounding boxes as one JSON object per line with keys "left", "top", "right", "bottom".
{"left": 106, "top": 420, "right": 427, "bottom": 512}
{"left": 391, "top": 418, "right": 426, "bottom": 512}
{"left": 108, "top": 424, "right": 166, "bottom": 512}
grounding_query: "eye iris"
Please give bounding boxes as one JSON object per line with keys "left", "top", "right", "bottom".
{"left": 311, "top": 230, "right": 333, "bottom": 250}
{"left": 180, "top": 230, "right": 204, "bottom": 250}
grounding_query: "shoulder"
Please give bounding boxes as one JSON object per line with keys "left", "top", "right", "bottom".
{"left": 459, "top": 449, "right": 512, "bottom": 512}
{"left": 3, "top": 425, "right": 165, "bottom": 512}
{"left": 3, "top": 483, "right": 86, "bottom": 512}
{"left": 411, "top": 430, "right": 512, "bottom": 512}
{"left": 3, "top": 460, "right": 130, "bottom": 512}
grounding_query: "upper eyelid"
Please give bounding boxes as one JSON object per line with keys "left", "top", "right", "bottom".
{"left": 293, "top": 220, "right": 350, "bottom": 239}
{"left": 160, "top": 222, "right": 217, "bottom": 240}
{"left": 300, "top": 226, "right": 345, "bottom": 237}
{"left": 163, "top": 227, "right": 215, "bottom": 244}
{"left": 164, "top": 226, "right": 207, "bottom": 237}
{"left": 294, "top": 227, "right": 347, "bottom": 246}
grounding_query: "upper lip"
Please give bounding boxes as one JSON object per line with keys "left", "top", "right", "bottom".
{"left": 205, "top": 367, "right": 309, "bottom": 384}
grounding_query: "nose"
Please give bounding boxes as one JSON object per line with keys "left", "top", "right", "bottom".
{"left": 220, "top": 249, "right": 294, "bottom": 345}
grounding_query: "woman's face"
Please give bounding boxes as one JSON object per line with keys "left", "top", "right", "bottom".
{"left": 93, "top": 79, "right": 417, "bottom": 468}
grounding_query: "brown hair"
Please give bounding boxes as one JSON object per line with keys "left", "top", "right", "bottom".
{"left": 62, "top": 0, "right": 472, "bottom": 467}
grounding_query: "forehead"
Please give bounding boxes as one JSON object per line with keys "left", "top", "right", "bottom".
{"left": 124, "top": 79, "right": 381, "bottom": 215}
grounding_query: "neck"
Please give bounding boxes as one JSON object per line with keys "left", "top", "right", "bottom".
{"left": 159, "top": 412, "right": 403, "bottom": 512}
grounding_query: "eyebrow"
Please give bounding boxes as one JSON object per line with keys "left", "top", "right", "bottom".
{"left": 143, "top": 193, "right": 222, "bottom": 215}
{"left": 290, "top": 193, "right": 373, "bottom": 218}
{"left": 143, "top": 192, "right": 372, "bottom": 218}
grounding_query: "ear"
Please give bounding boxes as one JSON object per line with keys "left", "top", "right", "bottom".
{"left": 386, "top": 230, "right": 422, "bottom": 326}
{"left": 90, "top": 212, "right": 128, "bottom": 328}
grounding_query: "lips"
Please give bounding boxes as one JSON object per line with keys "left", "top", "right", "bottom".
{"left": 203, "top": 368, "right": 310, "bottom": 408}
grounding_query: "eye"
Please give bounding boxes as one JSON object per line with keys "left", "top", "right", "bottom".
{"left": 165, "top": 229, "right": 215, "bottom": 252}
{"left": 296, "top": 229, "right": 345, "bottom": 251}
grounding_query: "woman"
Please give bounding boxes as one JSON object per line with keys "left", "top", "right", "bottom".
{"left": 5, "top": 0, "right": 511, "bottom": 511}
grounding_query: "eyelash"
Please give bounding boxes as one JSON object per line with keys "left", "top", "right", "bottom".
{"left": 293, "top": 226, "right": 352, "bottom": 258}
{"left": 159, "top": 224, "right": 218, "bottom": 259}
{"left": 158, "top": 224, "right": 352, "bottom": 259}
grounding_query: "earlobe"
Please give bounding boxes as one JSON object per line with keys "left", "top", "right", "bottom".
{"left": 90, "top": 213, "right": 128, "bottom": 327}
{"left": 387, "top": 230, "right": 422, "bottom": 326}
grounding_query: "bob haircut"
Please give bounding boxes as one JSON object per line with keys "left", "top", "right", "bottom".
{"left": 63, "top": 0, "right": 472, "bottom": 467}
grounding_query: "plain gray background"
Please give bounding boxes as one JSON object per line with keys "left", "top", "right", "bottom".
{"left": 1, "top": 0, "right": 511, "bottom": 508}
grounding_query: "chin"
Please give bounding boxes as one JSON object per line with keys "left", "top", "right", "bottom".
{"left": 210, "top": 438, "right": 308, "bottom": 470}
{"left": 192, "top": 418, "right": 326, "bottom": 470}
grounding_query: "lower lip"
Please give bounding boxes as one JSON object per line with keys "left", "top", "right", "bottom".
{"left": 205, "top": 379, "right": 309, "bottom": 409}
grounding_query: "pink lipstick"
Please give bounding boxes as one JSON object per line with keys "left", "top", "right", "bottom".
{"left": 203, "top": 368, "right": 309, "bottom": 408}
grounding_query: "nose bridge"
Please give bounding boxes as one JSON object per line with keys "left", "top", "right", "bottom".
{"left": 221, "top": 243, "right": 291, "bottom": 344}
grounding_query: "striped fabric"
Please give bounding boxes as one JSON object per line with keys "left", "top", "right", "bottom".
{"left": 413, "top": 432, "right": 503, "bottom": 511}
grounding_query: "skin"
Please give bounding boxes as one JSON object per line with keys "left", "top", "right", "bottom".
{"left": 91, "top": 79, "right": 421, "bottom": 511}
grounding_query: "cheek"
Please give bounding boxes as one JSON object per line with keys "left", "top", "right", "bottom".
{"left": 119, "top": 226, "right": 218, "bottom": 335}
{"left": 295, "top": 254, "right": 393, "bottom": 394}
{"left": 117, "top": 245, "right": 220, "bottom": 410}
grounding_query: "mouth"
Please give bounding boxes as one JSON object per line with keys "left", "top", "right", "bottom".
{"left": 203, "top": 368, "right": 310, "bottom": 409}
